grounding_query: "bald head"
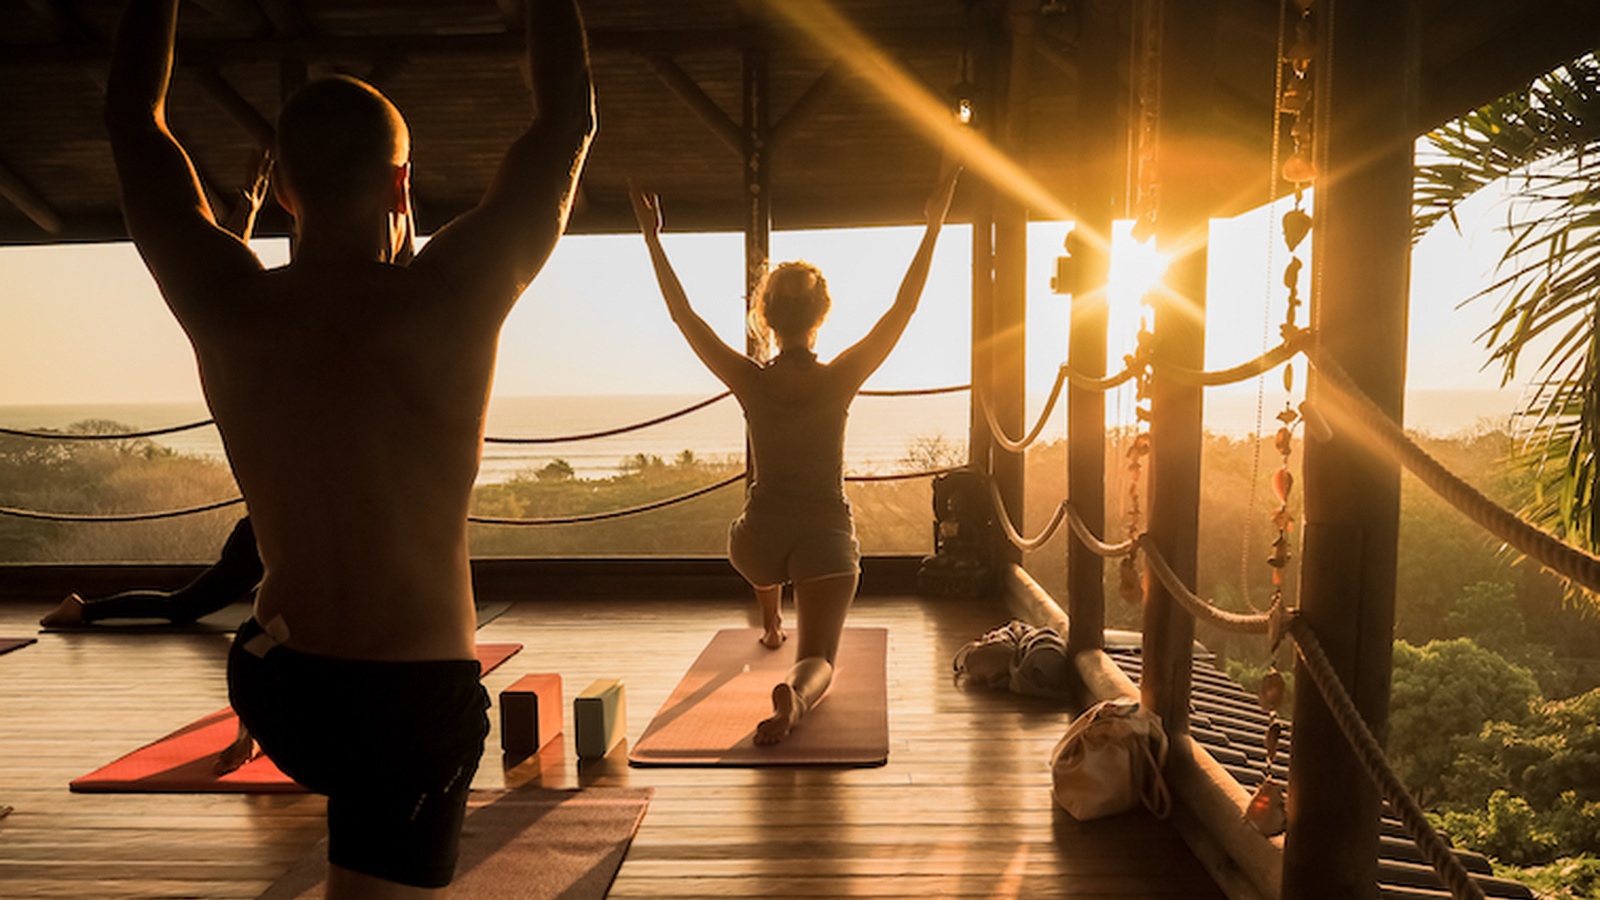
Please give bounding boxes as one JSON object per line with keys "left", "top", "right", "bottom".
{"left": 275, "top": 76, "right": 410, "bottom": 215}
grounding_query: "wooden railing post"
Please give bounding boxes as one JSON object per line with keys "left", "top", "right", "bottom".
{"left": 1283, "top": 0, "right": 1418, "bottom": 897}
{"left": 1140, "top": 0, "right": 1215, "bottom": 739}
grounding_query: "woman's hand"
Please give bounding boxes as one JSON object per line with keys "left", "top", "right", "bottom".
{"left": 925, "top": 165, "right": 962, "bottom": 224}
{"left": 628, "top": 180, "right": 663, "bottom": 237}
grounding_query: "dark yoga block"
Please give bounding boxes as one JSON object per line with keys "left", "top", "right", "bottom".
{"left": 500, "top": 673, "right": 564, "bottom": 762}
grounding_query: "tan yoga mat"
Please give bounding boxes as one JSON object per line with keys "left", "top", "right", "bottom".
{"left": 257, "top": 787, "right": 652, "bottom": 900}
{"left": 629, "top": 627, "right": 888, "bottom": 767}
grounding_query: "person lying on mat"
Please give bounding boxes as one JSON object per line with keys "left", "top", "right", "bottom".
{"left": 42, "top": 151, "right": 273, "bottom": 633}
{"left": 41, "top": 516, "right": 262, "bottom": 629}
{"left": 105, "top": 0, "right": 593, "bottom": 895}
{"left": 630, "top": 166, "right": 959, "bottom": 745}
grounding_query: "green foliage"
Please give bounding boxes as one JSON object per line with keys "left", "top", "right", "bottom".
{"left": 1436, "top": 791, "right": 1561, "bottom": 866}
{"left": 1496, "top": 855, "right": 1600, "bottom": 900}
{"left": 1389, "top": 639, "right": 1540, "bottom": 805}
{"left": 0, "top": 425, "right": 242, "bottom": 563}
{"left": 1414, "top": 53, "right": 1600, "bottom": 554}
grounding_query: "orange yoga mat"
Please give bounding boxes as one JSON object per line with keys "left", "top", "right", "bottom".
{"left": 629, "top": 627, "right": 888, "bottom": 767}
{"left": 70, "top": 643, "right": 522, "bottom": 793}
{"left": 257, "top": 787, "right": 652, "bottom": 900}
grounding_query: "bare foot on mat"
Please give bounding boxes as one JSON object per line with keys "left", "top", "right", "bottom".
{"left": 754, "top": 682, "right": 806, "bottom": 745}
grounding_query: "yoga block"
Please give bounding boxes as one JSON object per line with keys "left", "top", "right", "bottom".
{"left": 499, "top": 673, "right": 563, "bottom": 761}
{"left": 574, "top": 679, "right": 626, "bottom": 760}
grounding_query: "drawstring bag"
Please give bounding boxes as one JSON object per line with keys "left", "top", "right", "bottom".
{"left": 1049, "top": 697, "right": 1171, "bottom": 821}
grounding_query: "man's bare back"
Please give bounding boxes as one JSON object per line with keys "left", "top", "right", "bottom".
{"left": 106, "top": 0, "right": 593, "bottom": 894}
{"left": 108, "top": 1, "right": 593, "bottom": 666}
{"left": 202, "top": 261, "right": 490, "bottom": 661}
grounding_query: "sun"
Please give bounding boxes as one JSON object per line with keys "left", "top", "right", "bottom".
{"left": 1108, "top": 224, "right": 1172, "bottom": 310}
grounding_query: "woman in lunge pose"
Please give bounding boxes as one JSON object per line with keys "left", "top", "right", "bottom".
{"left": 630, "top": 167, "right": 959, "bottom": 744}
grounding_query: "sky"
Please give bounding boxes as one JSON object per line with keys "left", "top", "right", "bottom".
{"left": 0, "top": 183, "right": 1524, "bottom": 433}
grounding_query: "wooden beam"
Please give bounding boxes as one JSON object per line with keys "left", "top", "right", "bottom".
{"left": 0, "top": 153, "right": 64, "bottom": 235}
{"left": 22, "top": 0, "right": 96, "bottom": 43}
{"left": 493, "top": 0, "right": 523, "bottom": 32}
{"left": 184, "top": 63, "right": 276, "bottom": 149}
{"left": 253, "top": 0, "right": 314, "bottom": 38}
{"left": 771, "top": 59, "right": 850, "bottom": 149}
{"left": 0, "top": 27, "right": 966, "bottom": 67}
{"left": 188, "top": 0, "right": 273, "bottom": 38}
{"left": 644, "top": 53, "right": 747, "bottom": 159}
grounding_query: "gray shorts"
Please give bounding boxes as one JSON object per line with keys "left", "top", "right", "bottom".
{"left": 729, "top": 506, "right": 860, "bottom": 588}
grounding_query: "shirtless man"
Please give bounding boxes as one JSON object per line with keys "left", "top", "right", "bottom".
{"left": 104, "top": 1, "right": 593, "bottom": 896}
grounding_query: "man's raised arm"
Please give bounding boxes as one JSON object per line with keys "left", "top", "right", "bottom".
{"left": 414, "top": 0, "right": 596, "bottom": 319}
{"left": 105, "top": 0, "right": 261, "bottom": 325}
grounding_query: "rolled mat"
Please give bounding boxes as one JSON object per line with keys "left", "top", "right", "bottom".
{"left": 629, "top": 627, "right": 888, "bottom": 767}
{"left": 70, "top": 643, "right": 522, "bottom": 793}
{"left": 257, "top": 786, "right": 653, "bottom": 900}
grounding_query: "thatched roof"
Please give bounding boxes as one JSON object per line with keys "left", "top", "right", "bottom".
{"left": 1, "top": 0, "right": 1594, "bottom": 245}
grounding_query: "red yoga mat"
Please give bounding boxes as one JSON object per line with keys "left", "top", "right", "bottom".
{"left": 0, "top": 637, "right": 37, "bottom": 656}
{"left": 71, "top": 643, "right": 521, "bottom": 793}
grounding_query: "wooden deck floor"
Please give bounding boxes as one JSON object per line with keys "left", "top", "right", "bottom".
{"left": 0, "top": 592, "right": 1225, "bottom": 899}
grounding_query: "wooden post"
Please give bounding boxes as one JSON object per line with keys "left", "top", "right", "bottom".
{"left": 1140, "top": 0, "right": 1215, "bottom": 738}
{"left": 1065, "top": 0, "right": 1123, "bottom": 654}
{"left": 741, "top": 40, "right": 771, "bottom": 328}
{"left": 989, "top": 1, "right": 1035, "bottom": 567}
{"left": 1282, "top": 0, "right": 1417, "bottom": 897}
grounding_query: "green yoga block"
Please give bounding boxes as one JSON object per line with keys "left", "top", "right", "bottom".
{"left": 574, "top": 678, "right": 626, "bottom": 760}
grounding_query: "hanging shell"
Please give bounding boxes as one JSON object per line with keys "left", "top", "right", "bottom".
{"left": 1282, "top": 209, "right": 1312, "bottom": 251}
{"left": 1118, "top": 556, "right": 1143, "bottom": 604}
{"left": 1265, "top": 720, "right": 1284, "bottom": 761}
{"left": 1259, "top": 668, "right": 1287, "bottom": 710}
{"left": 1283, "top": 152, "right": 1317, "bottom": 184}
{"left": 1282, "top": 256, "right": 1303, "bottom": 289}
{"left": 1245, "top": 779, "right": 1288, "bottom": 837}
{"left": 1274, "top": 426, "right": 1293, "bottom": 458}
{"left": 1272, "top": 467, "right": 1294, "bottom": 504}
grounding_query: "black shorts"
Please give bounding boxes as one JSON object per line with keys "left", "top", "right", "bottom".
{"left": 227, "top": 618, "right": 490, "bottom": 888}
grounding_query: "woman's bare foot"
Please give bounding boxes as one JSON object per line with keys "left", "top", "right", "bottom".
{"left": 40, "top": 594, "right": 87, "bottom": 628}
{"left": 760, "top": 618, "right": 787, "bottom": 649}
{"left": 754, "top": 682, "right": 806, "bottom": 745}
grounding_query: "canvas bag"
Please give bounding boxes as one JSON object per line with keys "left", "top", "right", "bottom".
{"left": 1049, "top": 697, "right": 1172, "bottom": 821}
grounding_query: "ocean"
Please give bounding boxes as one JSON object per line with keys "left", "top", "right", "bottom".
{"left": 0, "top": 387, "right": 1521, "bottom": 483}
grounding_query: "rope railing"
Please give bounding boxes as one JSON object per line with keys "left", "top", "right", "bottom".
{"left": 1139, "top": 538, "right": 1275, "bottom": 632}
{"left": 1157, "top": 330, "right": 1308, "bottom": 387}
{"left": 468, "top": 471, "right": 747, "bottom": 526}
{"left": 0, "top": 385, "right": 973, "bottom": 447}
{"left": 483, "top": 392, "right": 732, "bottom": 444}
{"left": 985, "top": 477, "right": 1072, "bottom": 552}
{"left": 1063, "top": 502, "right": 1138, "bottom": 557}
{"left": 859, "top": 384, "right": 969, "bottom": 397}
{"left": 1287, "top": 616, "right": 1489, "bottom": 900}
{"left": 0, "top": 419, "right": 216, "bottom": 441}
{"left": 1308, "top": 347, "right": 1600, "bottom": 595}
{"left": 0, "top": 496, "right": 245, "bottom": 522}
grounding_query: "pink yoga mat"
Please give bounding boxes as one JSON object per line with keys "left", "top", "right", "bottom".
{"left": 629, "top": 627, "right": 889, "bottom": 767}
{"left": 71, "top": 643, "right": 522, "bottom": 793}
